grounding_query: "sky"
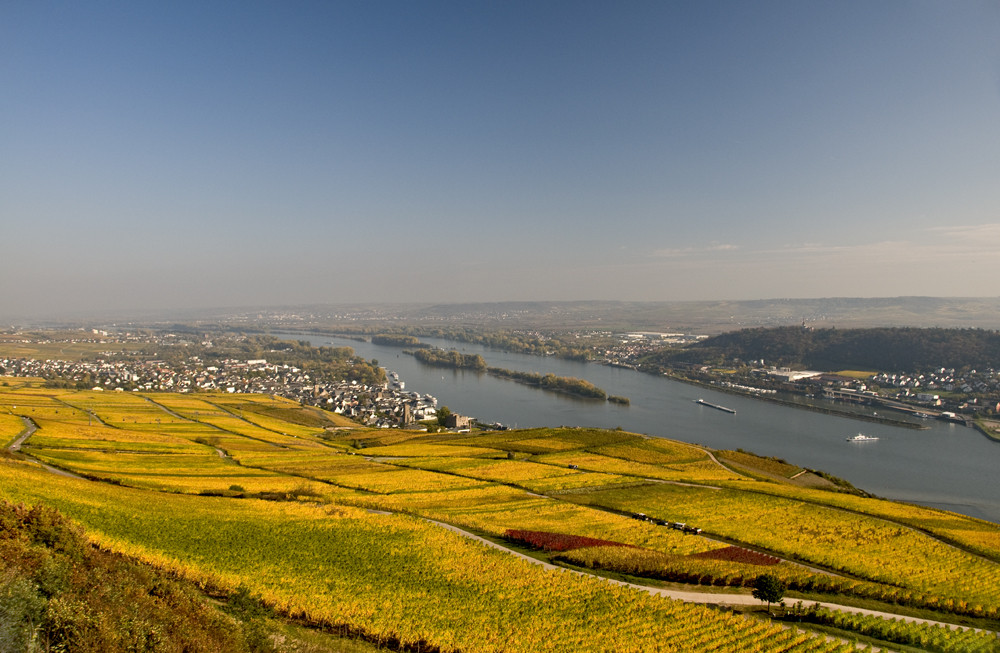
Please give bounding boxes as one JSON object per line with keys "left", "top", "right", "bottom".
{"left": 3, "top": 1, "right": 1000, "bottom": 319}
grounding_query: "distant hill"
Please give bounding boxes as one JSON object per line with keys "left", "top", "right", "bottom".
{"left": 16, "top": 296, "right": 1000, "bottom": 335}
{"left": 656, "top": 326, "right": 1000, "bottom": 371}
{"left": 377, "top": 297, "right": 1000, "bottom": 333}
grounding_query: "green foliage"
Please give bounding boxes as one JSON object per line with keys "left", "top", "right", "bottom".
{"left": 370, "top": 334, "right": 425, "bottom": 347}
{"left": 227, "top": 586, "right": 275, "bottom": 653}
{"left": 436, "top": 405, "right": 452, "bottom": 426}
{"left": 752, "top": 573, "right": 786, "bottom": 612}
{"left": 0, "top": 499, "right": 258, "bottom": 653}
{"left": 0, "top": 573, "right": 46, "bottom": 652}
{"left": 654, "top": 326, "right": 1000, "bottom": 371}
{"left": 412, "top": 348, "right": 487, "bottom": 371}
{"left": 487, "top": 368, "right": 607, "bottom": 399}
{"left": 393, "top": 326, "right": 599, "bottom": 361}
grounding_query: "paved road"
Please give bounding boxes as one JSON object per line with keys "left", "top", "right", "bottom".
{"left": 7, "top": 416, "right": 37, "bottom": 452}
{"left": 6, "top": 416, "right": 87, "bottom": 480}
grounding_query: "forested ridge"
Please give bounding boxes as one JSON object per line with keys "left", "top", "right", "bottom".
{"left": 652, "top": 327, "right": 1000, "bottom": 371}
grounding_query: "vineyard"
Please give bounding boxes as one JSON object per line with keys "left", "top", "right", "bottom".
{"left": 2, "top": 379, "right": 999, "bottom": 651}
{"left": 0, "top": 460, "right": 860, "bottom": 653}
{"left": 558, "top": 483, "right": 1000, "bottom": 614}
{"left": 798, "top": 605, "right": 1000, "bottom": 653}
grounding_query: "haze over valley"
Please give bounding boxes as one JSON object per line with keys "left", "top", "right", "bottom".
{"left": 5, "top": 3, "right": 1000, "bottom": 652}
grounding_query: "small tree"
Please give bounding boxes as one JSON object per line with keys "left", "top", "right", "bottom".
{"left": 436, "top": 406, "right": 452, "bottom": 426}
{"left": 752, "top": 573, "right": 786, "bottom": 614}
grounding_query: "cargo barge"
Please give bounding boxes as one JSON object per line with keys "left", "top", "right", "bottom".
{"left": 694, "top": 398, "right": 736, "bottom": 414}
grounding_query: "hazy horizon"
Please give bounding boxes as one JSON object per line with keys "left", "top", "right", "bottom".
{"left": 7, "top": 297, "right": 1000, "bottom": 336}
{"left": 4, "top": 2, "right": 1000, "bottom": 319}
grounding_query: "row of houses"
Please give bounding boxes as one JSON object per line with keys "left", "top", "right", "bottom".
{"left": 1, "top": 356, "right": 445, "bottom": 430}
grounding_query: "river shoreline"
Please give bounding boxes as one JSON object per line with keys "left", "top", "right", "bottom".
{"left": 288, "top": 327, "right": 937, "bottom": 430}
{"left": 275, "top": 328, "right": 941, "bottom": 431}
{"left": 973, "top": 420, "right": 1000, "bottom": 443}
{"left": 278, "top": 331, "right": 1000, "bottom": 523}
{"left": 660, "top": 372, "right": 930, "bottom": 430}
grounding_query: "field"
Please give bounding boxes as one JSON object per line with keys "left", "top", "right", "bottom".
{"left": 2, "top": 379, "right": 999, "bottom": 651}
{"left": 1, "top": 458, "right": 860, "bottom": 653}
{"left": 1, "top": 412, "right": 27, "bottom": 445}
{"left": 557, "top": 483, "right": 1000, "bottom": 613}
{"left": 0, "top": 332, "right": 148, "bottom": 360}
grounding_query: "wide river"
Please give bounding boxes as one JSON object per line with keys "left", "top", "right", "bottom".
{"left": 283, "top": 333, "right": 1000, "bottom": 523}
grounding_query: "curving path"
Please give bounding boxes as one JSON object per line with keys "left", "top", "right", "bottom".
{"left": 619, "top": 442, "right": 1000, "bottom": 568}
{"left": 7, "top": 416, "right": 37, "bottom": 452}
{"left": 429, "top": 518, "right": 994, "bottom": 637}
{"left": 6, "top": 416, "right": 87, "bottom": 480}
{"left": 9, "top": 418, "right": 992, "bottom": 642}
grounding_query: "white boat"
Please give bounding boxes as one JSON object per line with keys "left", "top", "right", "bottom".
{"left": 847, "top": 433, "right": 879, "bottom": 442}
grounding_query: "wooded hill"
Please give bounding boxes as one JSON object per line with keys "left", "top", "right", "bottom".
{"left": 649, "top": 326, "right": 1000, "bottom": 372}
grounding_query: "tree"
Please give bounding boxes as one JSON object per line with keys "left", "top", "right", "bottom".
{"left": 752, "top": 573, "right": 785, "bottom": 614}
{"left": 436, "top": 406, "right": 451, "bottom": 426}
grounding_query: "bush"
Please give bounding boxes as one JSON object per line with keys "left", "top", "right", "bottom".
{"left": 0, "top": 573, "right": 46, "bottom": 652}
{"left": 0, "top": 499, "right": 254, "bottom": 652}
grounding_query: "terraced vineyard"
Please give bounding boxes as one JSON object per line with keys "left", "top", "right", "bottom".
{"left": 2, "top": 379, "right": 999, "bottom": 651}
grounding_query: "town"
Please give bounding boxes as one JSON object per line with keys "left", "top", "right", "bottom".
{"left": 0, "top": 334, "right": 448, "bottom": 430}
{"left": 4, "top": 327, "right": 999, "bottom": 434}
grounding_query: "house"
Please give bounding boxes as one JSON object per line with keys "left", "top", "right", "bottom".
{"left": 444, "top": 413, "right": 472, "bottom": 429}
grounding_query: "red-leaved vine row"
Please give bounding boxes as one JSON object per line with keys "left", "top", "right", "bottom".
{"left": 690, "top": 546, "right": 781, "bottom": 566}
{"left": 503, "top": 529, "right": 638, "bottom": 552}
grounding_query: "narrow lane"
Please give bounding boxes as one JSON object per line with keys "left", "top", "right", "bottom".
{"left": 6, "top": 416, "right": 87, "bottom": 480}
{"left": 7, "top": 416, "right": 37, "bottom": 452}
{"left": 429, "top": 518, "right": 994, "bottom": 637}
{"left": 10, "top": 418, "right": 993, "bottom": 641}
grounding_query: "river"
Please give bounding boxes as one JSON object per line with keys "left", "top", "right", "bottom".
{"left": 282, "top": 333, "right": 1000, "bottom": 523}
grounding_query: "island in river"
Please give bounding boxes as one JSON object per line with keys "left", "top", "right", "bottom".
{"left": 408, "top": 347, "right": 627, "bottom": 403}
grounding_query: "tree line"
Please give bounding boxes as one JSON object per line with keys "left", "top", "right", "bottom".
{"left": 411, "top": 348, "right": 488, "bottom": 371}
{"left": 335, "top": 326, "right": 601, "bottom": 361}
{"left": 408, "top": 347, "right": 619, "bottom": 401}
{"left": 485, "top": 368, "right": 607, "bottom": 400}
{"left": 643, "top": 326, "right": 1000, "bottom": 372}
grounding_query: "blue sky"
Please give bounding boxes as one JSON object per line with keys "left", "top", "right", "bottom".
{"left": 3, "top": 1, "right": 999, "bottom": 318}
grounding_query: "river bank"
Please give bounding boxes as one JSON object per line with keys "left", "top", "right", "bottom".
{"left": 974, "top": 419, "right": 1000, "bottom": 443}
{"left": 661, "top": 372, "right": 930, "bottom": 430}
{"left": 279, "top": 332, "right": 1000, "bottom": 524}
{"left": 405, "top": 347, "right": 626, "bottom": 403}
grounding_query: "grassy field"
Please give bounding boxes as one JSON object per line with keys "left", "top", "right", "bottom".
{"left": 0, "top": 332, "right": 148, "bottom": 360}
{"left": 834, "top": 370, "right": 878, "bottom": 380}
{"left": 2, "top": 379, "right": 998, "bottom": 651}
{"left": 1, "top": 412, "right": 27, "bottom": 446}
